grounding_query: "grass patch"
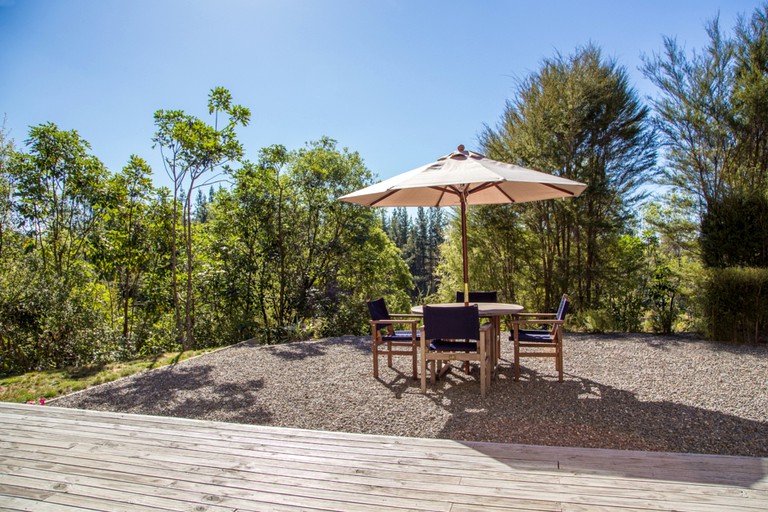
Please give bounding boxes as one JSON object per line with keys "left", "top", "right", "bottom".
{"left": 0, "top": 349, "right": 214, "bottom": 403}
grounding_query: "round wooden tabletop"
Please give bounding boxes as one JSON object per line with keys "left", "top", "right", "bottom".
{"left": 411, "top": 302, "right": 524, "bottom": 316}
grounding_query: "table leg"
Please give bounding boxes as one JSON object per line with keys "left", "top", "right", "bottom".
{"left": 492, "top": 316, "right": 501, "bottom": 375}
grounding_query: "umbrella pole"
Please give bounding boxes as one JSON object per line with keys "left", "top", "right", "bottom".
{"left": 461, "top": 193, "right": 469, "bottom": 307}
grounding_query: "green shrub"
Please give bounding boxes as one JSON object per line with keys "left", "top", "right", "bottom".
{"left": 703, "top": 267, "right": 768, "bottom": 343}
{"left": 570, "top": 308, "right": 614, "bottom": 333}
{"left": 701, "top": 193, "right": 768, "bottom": 268}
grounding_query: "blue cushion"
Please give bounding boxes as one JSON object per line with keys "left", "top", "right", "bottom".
{"left": 381, "top": 330, "right": 418, "bottom": 341}
{"left": 429, "top": 339, "right": 477, "bottom": 352}
{"left": 516, "top": 330, "right": 553, "bottom": 343}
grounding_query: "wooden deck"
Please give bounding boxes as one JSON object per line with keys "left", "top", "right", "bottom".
{"left": 1, "top": 402, "right": 766, "bottom": 511}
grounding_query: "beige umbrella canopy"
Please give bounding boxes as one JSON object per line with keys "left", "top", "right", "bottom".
{"left": 339, "top": 145, "right": 587, "bottom": 304}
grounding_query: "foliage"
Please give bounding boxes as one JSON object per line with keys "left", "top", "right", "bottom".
{"left": 2, "top": 123, "right": 116, "bottom": 373}
{"left": 9, "top": 122, "right": 109, "bottom": 278}
{"left": 0, "top": 116, "right": 15, "bottom": 260}
{"left": 700, "top": 191, "right": 768, "bottom": 268}
{"left": 732, "top": 5, "right": 768, "bottom": 194}
{"left": 90, "top": 155, "right": 156, "bottom": 354}
{"left": 7, "top": 6, "right": 768, "bottom": 379}
{"left": 436, "top": 204, "right": 536, "bottom": 306}
{"left": 477, "top": 44, "right": 657, "bottom": 313}
{"left": 703, "top": 267, "right": 768, "bottom": 342}
{"left": 152, "top": 87, "right": 250, "bottom": 350}
{"left": 642, "top": 192, "right": 700, "bottom": 257}
{"left": 642, "top": 4, "right": 768, "bottom": 341}
{"left": 643, "top": 4, "right": 768, "bottom": 243}
{"left": 603, "top": 234, "right": 646, "bottom": 332}
{"left": 642, "top": 20, "right": 738, "bottom": 217}
{"left": 0, "top": 255, "right": 115, "bottom": 374}
{"left": 202, "top": 138, "right": 412, "bottom": 344}
{"left": 384, "top": 206, "right": 446, "bottom": 301}
{"left": 646, "top": 264, "right": 681, "bottom": 334}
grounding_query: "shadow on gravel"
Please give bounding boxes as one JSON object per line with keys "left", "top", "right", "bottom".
{"left": 433, "top": 367, "right": 768, "bottom": 486}
{"left": 581, "top": 331, "right": 768, "bottom": 359}
{"left": 55, "top": 362, "right": 272, "bottom": 424}
{"left": 703, "top": 341, "right": 768, "bottom": 358}
{"left": 269, "top": 342, "right": 329, "bottom": 361}
{"left": 268, "top": 336, "right": 371, "bottom": 361}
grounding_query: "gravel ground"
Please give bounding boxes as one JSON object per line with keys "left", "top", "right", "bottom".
{"left": 52, "top": 333, "right": 768, "bottom": 457}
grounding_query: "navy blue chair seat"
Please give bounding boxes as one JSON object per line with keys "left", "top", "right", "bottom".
{"left": 381, "top": 330, "right": 420, "bottom": 341}
{"left": 515, "top": 329, "right": 555, "bottom": 342}
{"left": 429, "top": 339, "right": 477, "bottom": 352}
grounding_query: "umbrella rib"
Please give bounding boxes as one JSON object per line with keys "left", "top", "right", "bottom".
{"left": 543, "top": 183, "right": 578, "bottom": 196}
{"left": 369, "top": 189, "right": 400, "bottom": 207}
{"left": 430, "top": 185, "right": 460, "bottom": 206}
{"left": 493, "top": 183, "right": 516, "bottom": 203}
{"left": 434, "top": 188, "right": 446, "bottom": 207}
{"left": 467, "top": 182, "right": 497, "bottom": 195}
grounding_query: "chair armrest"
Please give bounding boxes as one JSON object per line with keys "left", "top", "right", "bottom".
{"left": 369, "top": 319, "right": 420, "bottom": 326}
{"left": 390, "top": 313, "right": 422, "bottom": 319}
{"left": 479, "top": 322, "right": 494, "bottom": 348}
{"left": 515, "top": 312, "right": 557, "bottom": 318}
{"left": 510, "top": 318, "right": 564, "bottom": 327}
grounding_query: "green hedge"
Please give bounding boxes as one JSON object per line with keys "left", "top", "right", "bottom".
{"left": 701, "top": 193, "right": 768, "bottom": 268}
{"left": 703, "top": 267, "right": 768, "bottom": 343}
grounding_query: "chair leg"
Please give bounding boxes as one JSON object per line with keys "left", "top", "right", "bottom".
{"left": 492, "top": 317, "right": 501, "bottom": 372}
{"left": 513, "top": 339, "right": 520, "bottom": 382}
{"left": 420, "top": 337, "right": 428, "bottom": 394}
{"left": 372, "top": 336, "right": 379, "bottom": 378}
{"left": 387, "top": 341, "right": 393, "bottom": 368}
{"left": 411, "top": 340, "right": 418, "bottom": 380}
{"left": 479, "top": 332, "right": 487, "bottom": 398}
{"left": 486, "top": 326, "right": 493, "bottom": 391}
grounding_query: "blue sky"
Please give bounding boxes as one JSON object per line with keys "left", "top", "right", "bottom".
{"left": 0, "top": 0, "right": 763, "bottom": 190}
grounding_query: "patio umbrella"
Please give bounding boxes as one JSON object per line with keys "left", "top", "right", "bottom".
{"left": 339, "top": 145, "right": 587, "bottom": 305}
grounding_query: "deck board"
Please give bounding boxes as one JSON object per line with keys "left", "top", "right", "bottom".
{"left": 1, "top": 403, "right": 766, "bottom": 511}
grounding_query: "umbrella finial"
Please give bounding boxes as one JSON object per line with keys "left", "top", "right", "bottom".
{"left": 458, "top": 144, "right": 465, "bottom": 153}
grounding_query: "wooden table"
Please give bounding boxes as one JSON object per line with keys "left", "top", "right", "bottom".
{"left": 411, "top": 302, "right": 524, "bottom": 372}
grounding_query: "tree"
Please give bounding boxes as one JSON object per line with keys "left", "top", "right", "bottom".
{"left": 4, "top": 123, "right": 111, "bottom": 370}
{"left": 425, "top": 207, "right": 446, "bottom": 296}
{"left": 732, "top": 4, "right": 768, "bottom": 192}
{"left": 406, "top": 207, "right": 430, "bottom": 297}
{"left": 287, "top": 138, "right": 384, "bottom": 331}
{"left": 9, "top": 122, "right": 109, "bottom": 279}
{"left": 642, "top": 5, "right": 768, "bottom": 338}
{"left": 386, "top": 207, "right": 410, "bottom": 249}
{"left": 642, "top": 18, "right": 738, "bottom": 218}
{"left": 642, "top": 5, "right": 768, "bottom": 219}
{"left": 382, "top": 206, "right": 446, "bottom": 301}
{"left": 152, "top": 87, "right": 250, "bottom": 349}
{"left": 210, "top": 145, "right": 293, "bottom": 341}
{"left": 202, "top": 138, "right": 412, "bottom": 343}
{"left": 700, "top": 192, "right": 768, "bottom": 267}
{"left": 481, "top": 44, "right": 656, "bottom": 311}
{"left": 0, "top": 117, "right": 15, "bottom": 260}
{"left": 193, "top": 187, "right": 214, "bottom": 223}
{"left": 90, "top": 155, "right": 155, "bottom": 352}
